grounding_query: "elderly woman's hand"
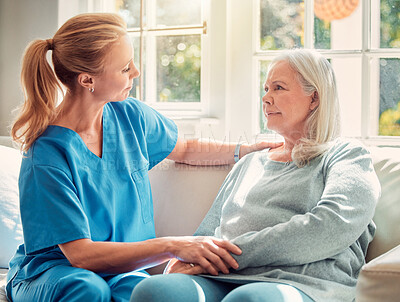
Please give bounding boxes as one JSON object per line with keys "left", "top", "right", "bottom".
{"left": 165, "top": 236, "right": 241, "bottom": 276}
{"left": 164, "top": 259, "right": 207, "bottom": 275}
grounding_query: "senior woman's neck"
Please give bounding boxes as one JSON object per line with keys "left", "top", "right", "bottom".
{"left": 268, "top": 142, "right": 293, "bottom": 163}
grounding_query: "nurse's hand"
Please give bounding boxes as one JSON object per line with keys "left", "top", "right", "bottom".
{"left": 164, "top": 258, "right": 207, "bottom": 275}
{"left": 166, "top": 236, "right": 241, "bottom": 276}
{"left": 239, "top": 141, "right": 283, "bottom": 159}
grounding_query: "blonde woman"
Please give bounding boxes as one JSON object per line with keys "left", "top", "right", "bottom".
{"left": 6, "top": 13, "right": 277, "bottom": 302}
{"left": 130, "top": 49, "right": 381, "bottom": 302}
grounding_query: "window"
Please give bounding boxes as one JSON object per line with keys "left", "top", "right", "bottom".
{"left": 116, "top": 0, "right": 208, "bottom": 116}
{"left": 256, "top": 0, "right": 400, "bottom": 141}
{"left": 58, "top": 0, "right": 400, "bottom": 143}
{"left": 58, "top": 0, "right": 209, "bottom": 117}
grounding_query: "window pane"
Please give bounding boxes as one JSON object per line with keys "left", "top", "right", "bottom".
{"left": 260, "top": 0, "right": 304, "bottom": 50}
{"left": 380, "top": 0, "right": 400, "bottom": 48}
{"left": 259, "top": 58, "right": 363, "bottom": 137}
{"left": 331, "top": 57, "right": 362, "bottom": 137}
{"left": 128, "top": 35, "right": 142, "bottom": 99}
{"left": 314, "top": 1, "right": 362, "bottom": 50}
{"left": 259, "top": 61, "right": 271, "bottom": 133}
{"left": 156, "top": 0, "right": 201, "bottom": 27}
{"left": 156, "top": 35, "right": 201, "bottom": 102}
{"left": 314, "top": 17, "right": 331, "bottom": 49}
{"left": 116, "top": 0, "right": 142, "bottom": 28}
{"left": 379, "top": 58, "right": 400, "bottom": 136}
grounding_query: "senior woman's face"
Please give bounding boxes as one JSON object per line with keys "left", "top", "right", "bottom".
{"left": 262, "top": 60, "right": 316, "bottom": 139}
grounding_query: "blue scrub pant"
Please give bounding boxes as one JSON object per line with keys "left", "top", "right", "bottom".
{"left": 130, "top": 273, "right": 314, "bottom": 302}
{"left": 8, "top": 265, "right": 149, "bottom": 302}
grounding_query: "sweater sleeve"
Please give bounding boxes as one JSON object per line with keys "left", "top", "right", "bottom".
{"left": 230, "top": 142, "right": 381, "bottom": 269}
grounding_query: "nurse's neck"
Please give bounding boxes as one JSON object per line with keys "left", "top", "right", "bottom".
{"left": 53, "top": 90, "right": 104, "bottom": 135}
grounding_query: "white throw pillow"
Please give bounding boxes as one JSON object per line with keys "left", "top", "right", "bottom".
{"left": 0, "top": 145, "right": 22, "bottom": 268}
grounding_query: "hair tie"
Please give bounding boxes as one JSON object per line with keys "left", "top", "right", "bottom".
{"left": 46, "top": 39, "right": 54, "bottom": 50}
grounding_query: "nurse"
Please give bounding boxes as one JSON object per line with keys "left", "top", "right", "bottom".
{"left": 6, "top": 13, "right": 277, "bottom": 302}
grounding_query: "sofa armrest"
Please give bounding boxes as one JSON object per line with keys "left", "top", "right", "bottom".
{"left": 356, "top": 244, "right": 400, "bottom": 301}
{"left": 0, "top": 136, "right": 13, "bottom": 148}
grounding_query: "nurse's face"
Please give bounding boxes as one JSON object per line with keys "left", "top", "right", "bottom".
{"left": 93, "top": 34, "right": 140, "bottom": 102}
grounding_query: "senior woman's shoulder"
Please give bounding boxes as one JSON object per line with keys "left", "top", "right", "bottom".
{"left": 330, "top": 137, "right": 368, "bottom": 151}
{"left": 323, "top": 137, "right": 372, "bottom": 163}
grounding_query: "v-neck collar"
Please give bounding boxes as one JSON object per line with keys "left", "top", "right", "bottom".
{"left": 47, "top": 105, "right": 107, "bottom": 161}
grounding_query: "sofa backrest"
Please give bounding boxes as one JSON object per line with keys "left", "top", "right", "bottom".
{"left": 149, "top": 160, "right": 231, "bottom": 236}
{"left": 366, "top": 147, "right": 400, "bottom": 261}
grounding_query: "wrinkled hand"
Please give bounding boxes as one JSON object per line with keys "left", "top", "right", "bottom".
{"left": 241, "top": 141, "right": 283, "bottom": 158}
{"left": 164, "top": 259, "right": 207, "bottom": 275}
{"left": 167, "top": 236, "right": 241, "bottom": 276}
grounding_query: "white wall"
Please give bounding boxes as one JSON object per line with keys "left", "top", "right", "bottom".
{"left": 0, "top": 0, "right": 58, "bottom": 136}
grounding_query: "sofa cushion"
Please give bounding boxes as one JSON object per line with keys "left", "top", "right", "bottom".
{"left": 367, "top": 147, "right": 400, "bottom": 261}
{"left": 356, "top": 244, "right": 400, "bottom": 302}
{"left": 0, "top": 145, "right": 23, "bottom": 268}
{"left": 0, "top": 268, "right": 7, "bottom": 302}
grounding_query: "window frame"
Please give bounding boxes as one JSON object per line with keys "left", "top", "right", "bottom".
{"left": 252, "top": 0, "right": 400, "bottom": 145}
{"left": 58, "top": 0, "right": 211, "bottom": 118}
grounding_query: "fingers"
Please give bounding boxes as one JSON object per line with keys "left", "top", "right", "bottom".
{"left": 171, "top": 236, "right": 242, "bottom": 276}
{"left": 257, "top": 141, "right": 283, "bottom": 150}
{"left": 165, "top": 260, "right": 206, "bottom": 275}
{"left": 240, "top": 141, "right": 283, "bottom": 158}
{"left": 191, "top": 238, "right": 240, "bottom": 275}
{"left": 213, "top": 239, "right": 242, "bottom": 255}
{"left": 197, "top": 256, "right": 222, "bottom": 276}
{"left": 164, "top": 258, "right": 179, "bottom": 274}
{"left": 210, "top": 240, "right": 240, "bottom": 271}
{"left": 199, "top": 247, "right": 230, "bottom": 275}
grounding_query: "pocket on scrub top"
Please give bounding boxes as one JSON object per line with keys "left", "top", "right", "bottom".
{"left": 131, "top": 167, "right": 152, "bottom": 224}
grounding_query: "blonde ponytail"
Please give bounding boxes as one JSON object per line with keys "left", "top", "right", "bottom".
{"left": 11, "top": 13, "right": 127, "bottom": 152}
{"left": 11, "top": 39, "right": 61, "bottom": 152}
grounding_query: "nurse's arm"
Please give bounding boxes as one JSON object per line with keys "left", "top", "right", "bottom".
{"left": 167, "top": 137, "right": 282, "bottom": 166}
{"left": 59, "top": 236, "right": 241, "bottom": 275}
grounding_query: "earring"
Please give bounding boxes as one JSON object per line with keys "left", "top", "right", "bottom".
{"left": 89, "top": 87, "right": 94, "bottom": 93}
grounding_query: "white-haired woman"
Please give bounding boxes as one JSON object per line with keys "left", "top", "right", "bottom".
{"left": 130, "top": 49, "right": 381, "bottom": 302}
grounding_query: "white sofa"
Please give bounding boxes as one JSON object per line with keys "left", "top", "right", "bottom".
{"left": 1, "top": 136, "right": 400, "bottom": 301}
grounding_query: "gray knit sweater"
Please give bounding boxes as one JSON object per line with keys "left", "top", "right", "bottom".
{"left": 195, "top": 138, "right": 381, "bottom": 302}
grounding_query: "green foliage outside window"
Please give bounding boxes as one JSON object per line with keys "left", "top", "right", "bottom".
{"left": 380, "top": 0, "right": 400, "bottom": 48}
{"left": 379, "top": 0, "right": 400, "bottom": 136}
{"left": 379, "top": 102, "right": 400, "bottom": 136}
{"left": 260, "top": 0, "right": 303, "bottom": 50}
{"left": 157, "top": 36, "right": 201, "bottom": 103}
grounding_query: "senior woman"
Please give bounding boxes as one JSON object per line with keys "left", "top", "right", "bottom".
{"left": 130, "top": 49, "right": 381, "bottom": 302}
{"left": 6, "top": 13, "right": 278, "bottom": 302}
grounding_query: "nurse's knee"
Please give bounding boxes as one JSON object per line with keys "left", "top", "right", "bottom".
{"left": 57, "top": 269, "right": 111, "bottom": 302}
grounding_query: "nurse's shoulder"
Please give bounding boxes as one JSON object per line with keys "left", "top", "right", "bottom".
{"left": 21, "top": 125, "right": 81, "bottom": 173}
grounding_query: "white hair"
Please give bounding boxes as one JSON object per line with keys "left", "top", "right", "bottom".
{"left": 267, "top": 49, "right": 341, "bottom": 167}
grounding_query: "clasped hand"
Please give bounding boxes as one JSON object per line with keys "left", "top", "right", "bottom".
{"left": 166, "top": 236, "right": 241, "bottom": 276}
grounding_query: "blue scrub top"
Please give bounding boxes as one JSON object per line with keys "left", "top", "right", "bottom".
{"left": 8, "top": 98, "right": 178, "bottom": 283}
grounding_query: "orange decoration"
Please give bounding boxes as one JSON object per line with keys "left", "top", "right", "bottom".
{"left": 314, "top": 0, "right": 360, "bottom": 21}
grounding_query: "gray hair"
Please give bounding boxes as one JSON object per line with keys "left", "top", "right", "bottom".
{"left": 267, "top": 49, "right": 341, "bottom": 166}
